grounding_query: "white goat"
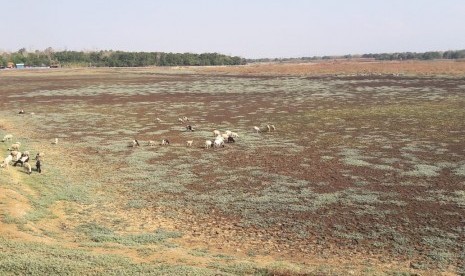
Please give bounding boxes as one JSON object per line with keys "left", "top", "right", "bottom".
{"left": 221, "top": 133, "right": 229, "bottom": 140}
{"left": 186, "top": 140, "right": 193, "bottom": 147}
{"left": 253, "top": 126, "right": 260, "bottom": 133}
{"left": 147, "top": 140, "right": 156, "bottom": 146}
{"left": 214, "top": 138, "right": 225, "bottom": 148}
{"left": 205, "top": 140, "right": 213, "bottom": 149}
{"left": 24, "top": 162, "right": 32, "bottom": 174}
{"left": 1, "top": 155, "right": 13, "bottom": 168}
{"left": 213, "top": 130, "right": 221, "bottom": 136}
{"left": 52, "top": 138, "right": 58, "bottom": 145}
{"left": 231, "top": 132, "right": 239, "bottom": 138}
{"left": 225, "top": 130, "right": 232, "bottom": 136}
{"left": 130, "top": 139, "right": 140, "bottom": 147}
{"left": 161, "top": 139, "right": 170, "bottom": 145}
{"left": 2, "top": 134, "right": 13, "bottom": 142}
{"left": 8, "top": 142, "right": 21, "bottom": 151}
{"left": 12, "top": 151, "right": 22, "bottom": 161}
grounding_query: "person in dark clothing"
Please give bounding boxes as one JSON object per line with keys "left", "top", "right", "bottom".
{"left": 36, "top": 159, "right": 42, "bottom": 173}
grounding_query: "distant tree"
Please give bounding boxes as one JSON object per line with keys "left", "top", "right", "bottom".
{"left": 0, "top": 55, "right": 7, "bottom": 66}
{"left": 421, "top": 51, "right": 442, "bottom": 60}
{"left": 18, "top": 48, "right": 27, "bottom": 56}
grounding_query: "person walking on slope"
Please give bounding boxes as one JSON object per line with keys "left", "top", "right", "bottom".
{"left": 36, "top": 159, "right": 42, "bottom": 173}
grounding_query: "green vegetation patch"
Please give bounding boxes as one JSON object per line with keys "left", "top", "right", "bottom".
{"left": 75, "top": 223, "right": 182, "bottom": 245}
{"left": 0, "top": 237, "right": 214, "bottom": 276}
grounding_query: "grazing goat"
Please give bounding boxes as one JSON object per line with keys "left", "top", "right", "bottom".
{"left": 231, "top": 132, "right": 239, "bottom": 138}
{"left": 186, "top": 140, "right": 193, "bottom": 147}
{"left": 214, "top": 138, "right": 225, "bottom": 148}
{"left": 205, "top": 140, "right": 213, "bottom": 149}
{"left": 253, "top": 126, "right": 260, "bottom": 133}
{"left": 227, "top": 136, "right": 235, "bottom": 143}
{"left": 12, "top": 151, "right": 22, "bottom": 161}
{"left": 2, "top": 134, "right": 13, "bottom": 142}
{"left": 178, "top": 116, "right": 189, "bottom": 124}
{"left": 161, "top": 139, "right": 170, "bottom": 145}
{"left": 147, "top": 140, "right": 156, "bottom": 146}
{"left": 8, "top": 142, "right": 21, "bottom": 151}
{"left": 213, "top": 130, "right": 221, "bottom": 136}
{"left": 24, "top": 163, "right": 32, "bottom": 174}
{"left": 186, "top": 125, "right": 194, "bottom": 131}
{"left": 14, "top": 153, "right": 29, "bottom": 167}
{"left": 1, "top": 155, "right": 13, "bottom": 168}
{"left": 130, "top": 139, "right": 140, "bottom": 147}
{"left": 52, "top": 138, "right": 58, "bottom": 145}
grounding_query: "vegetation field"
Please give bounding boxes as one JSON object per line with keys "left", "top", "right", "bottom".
{"left": 0, "top": 61, "right": 464, "bottom": 275}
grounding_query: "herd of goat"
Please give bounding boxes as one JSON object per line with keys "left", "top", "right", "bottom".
{"left": 1, "top": 115, "right": 276, "bottom": 174}
{"left": 130, "top": 117, "right": 276, "bottom": 149}
{"left": 1, "top": 133, "right": 47, "bottom": 174}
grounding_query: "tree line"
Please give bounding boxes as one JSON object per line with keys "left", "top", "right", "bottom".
{"left": 248, "top": 49, "right": 465, "bottom": 63}
{"left": 2, "top": 48, "right": 465, "bottom": 68}
{"left": 0, "top": 48, "right": 246, "bottom": 67}
{"left": 360, "top": 49, "right": 465, "bottom": 60}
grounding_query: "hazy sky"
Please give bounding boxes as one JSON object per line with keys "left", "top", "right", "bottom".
{"left": 1, "top": 0, "right": 464, "bottom": 58}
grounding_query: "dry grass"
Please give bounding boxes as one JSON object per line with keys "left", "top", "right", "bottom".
{"left": 195, "top": 60, "right": 465, "bottom": 76}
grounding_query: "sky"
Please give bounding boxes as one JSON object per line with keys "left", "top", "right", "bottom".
{"left": 1, "top": 0, "right": 464, "bottom": 58}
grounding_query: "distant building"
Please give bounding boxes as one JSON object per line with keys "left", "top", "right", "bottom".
{"left": 16, "top": 63, "right": 25, "bottom": 69}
